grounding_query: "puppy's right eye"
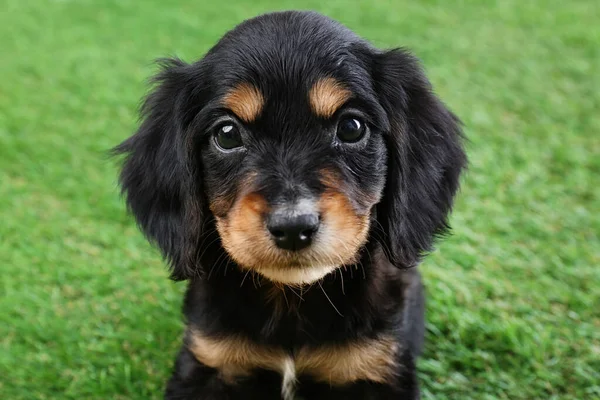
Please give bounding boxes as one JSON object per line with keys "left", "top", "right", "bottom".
{"left": 336, "top": 117, "right": 366, "bottom": 143}
{"left": 214, "top": 124, "right": 244, "bottom": 150}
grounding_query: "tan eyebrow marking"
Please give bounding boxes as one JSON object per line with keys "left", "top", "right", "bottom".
{"left": 223, "top": 82, "right": 264, "bottom": 123}
{"left": 308, "top": 77, "right": 352, "bottom": 118}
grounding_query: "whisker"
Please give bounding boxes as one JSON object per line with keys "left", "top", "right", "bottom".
{"left": 281, "top": 286, "right": 290, "bottom": 307}
{"left": 206, "top": 252, "right": 225, "bottom": 280}
{"left": 318, "top": 281, "right": 343, "bottom": 317}
{"left": 360, "top": 262, "right": 367, "bottom": 279}
{"left": 240, "top": 268, "right": 252, "bottom": 287}
{"left": 324, "top": 251, "right": 346, "bottom": 295}
{"left": 222, "top": 258, "right": 231, "bottom": 276}
{"left": 252, "top": 270, "right": 260, "bottom": 289}
{"left": 196, "top": 234, "right": 222, "bottom": 264}
{"left": 370, "top": 220, "right": 394, "bottom": 257}
{"left": 208, "top": 250, "right": 231, "bottom": 280}
{"left": 287, "top": 285, "right": 304, "bottom": 302}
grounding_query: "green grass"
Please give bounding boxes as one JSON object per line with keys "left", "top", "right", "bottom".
{"left": 1, "top": 0, "right": 598, "bottom": 398}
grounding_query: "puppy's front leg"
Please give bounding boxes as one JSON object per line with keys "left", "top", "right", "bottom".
{"left": 164, "top": 346, "right": 281, "bottom": 400}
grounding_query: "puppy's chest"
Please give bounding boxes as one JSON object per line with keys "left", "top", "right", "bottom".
{"left": 188, "top": 328, "right": 399, "bottom": 396}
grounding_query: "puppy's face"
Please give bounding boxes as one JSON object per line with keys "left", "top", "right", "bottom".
{"left": 115, "top": 11, "right": 466, "bottom": 283}
{"left": 199, "top": 73, "right": 387, "bottom": 285}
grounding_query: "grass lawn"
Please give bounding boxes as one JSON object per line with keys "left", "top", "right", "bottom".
{"left": 1, "top": 0, "right": 599, "bottom": 398}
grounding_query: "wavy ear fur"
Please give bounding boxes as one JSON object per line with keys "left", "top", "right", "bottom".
{"left": 113, "top": 59, "right": 205, "bottom": 280}
{"left": 373, "top": 49, "right": 466, "bottom": 268}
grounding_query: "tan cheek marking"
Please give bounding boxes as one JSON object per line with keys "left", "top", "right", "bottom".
{"left": 319, "top": 191, "right": 370, "bottom": 264}
{"left": 239, "top": 192, "right": 269, "bottom": 214}
{"left": 223, "top": 82, "right": 264, "bottom": 123}
{"left": 188, "top": 328, "right": 287, "bottom": 381}
{"left": 216, "top": 192, "right": 278, "bottom": 269}
{"left": 296, "top": 336, "right": 400, "bottom": 385}
{"left": 318, "top": 169, "right": 371, "bottom": 264}
{"left": 227, "top": 193, "right": 269, "bottom": 240}
{"left": 309, "top": 77, "right": 352, "bottom": 118}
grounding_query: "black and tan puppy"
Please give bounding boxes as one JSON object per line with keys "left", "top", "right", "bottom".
{"left": 114, "top": 10, "right": 466, "bottom": 399}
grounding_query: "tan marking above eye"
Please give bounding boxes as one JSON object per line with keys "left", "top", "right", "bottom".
{"left": 223, "top": 82, "right": 264, "bottom": 123}
{"left": 187, "top": 328, "right": 399, "bottom": 385}
{"left": 308, "top": 77, "right": 352, "bottom": 118}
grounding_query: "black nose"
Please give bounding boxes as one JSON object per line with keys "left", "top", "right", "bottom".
{"left": 267, "top": 211, "right": 320, "bottom": 251}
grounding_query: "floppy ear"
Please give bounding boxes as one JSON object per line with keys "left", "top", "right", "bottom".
{"left": 113, "top": 58, "right": 205, "bottom": 280}
{"left": 373, "top": 49, "right": 466, "bottom": 268}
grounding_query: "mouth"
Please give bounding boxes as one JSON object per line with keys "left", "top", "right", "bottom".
{"left": 250, "top": 263, "right": 339, "bottom": 286}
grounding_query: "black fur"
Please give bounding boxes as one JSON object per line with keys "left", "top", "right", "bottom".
{"left": 114, "top": 10, "right": 465, "bottom": 399}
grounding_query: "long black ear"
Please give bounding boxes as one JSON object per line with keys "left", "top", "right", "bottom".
{"left": 373, "top": 49, "right": 466, "bottom": 268}
{"left": 112, "top": 58, "right": 204, "bottom": 280}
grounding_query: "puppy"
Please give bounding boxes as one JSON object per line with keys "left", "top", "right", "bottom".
{"left": 114, "top": 10, "right": 466, "bottom": 400}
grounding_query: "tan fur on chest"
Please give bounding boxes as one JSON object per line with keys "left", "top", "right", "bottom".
{"left": 188, "top": 328, "right": 399, "bottom": 385}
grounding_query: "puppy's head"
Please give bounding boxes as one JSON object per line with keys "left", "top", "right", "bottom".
{"left": 114, "top": 11, "right": 465, "bottom": 285}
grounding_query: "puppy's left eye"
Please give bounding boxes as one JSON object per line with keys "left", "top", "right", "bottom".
{"left": 336, "top": 117, "right": 366, "bottom": 143}
{"left": 214, "top": 124, "right": 244, "bottom": 150}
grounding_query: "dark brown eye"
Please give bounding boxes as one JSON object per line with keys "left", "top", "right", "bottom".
{"left": 336, "top": 117, "right": 366, "bottom": 143}
{"left": 214, "top": 124, "right": 243, "bottom": 150}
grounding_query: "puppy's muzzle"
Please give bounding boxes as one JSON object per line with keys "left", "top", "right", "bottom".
{"left": 266, "top": 202, "right": 320, "bottom": 251}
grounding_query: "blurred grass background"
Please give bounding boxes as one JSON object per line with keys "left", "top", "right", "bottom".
{"left": 1, "top": 0, "right": 598, "bottom": 399}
